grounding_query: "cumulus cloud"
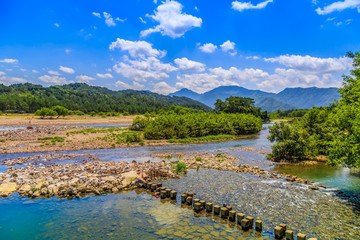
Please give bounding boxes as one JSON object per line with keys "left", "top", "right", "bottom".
{"left": 113, "top": 57, "right": 177, "bottom": 82}
{"left": 257, "top": 68, "right": 342, "bottom": 92}
{"left": 220, "top": 40, "right": 237, "bottom": 55}
{"left": 32, "top": 70, "right": 39, "bottom": 73}
{"left": 153, "top": 81, "right": 177, "bottom": 95}
{"left": 54, "top": 23, "right": 60, "bottom": 28}
{"left": 92, "top": 12, "right": 101, "bottom": 18}
{"left": 103, "top": 12, "right": 116, "bottom": 27}
{"left": 316, "top": 0, "right": 360, "bottom": 15}
{"left": 210, "top": 67, "right": 269, "bottom": 82}
{"left": 115, "top": 17, "right": 126, "bottom": 22}
{"left": 141, "top": 0, "right": 202, "bottom": 38}
{"left": 0, "top": 76, "right": 27, "bottom": 85}
{"left": 48, "top": 70, "right": 61, "bottom": 75}
{"left": 109, "top": 38, "right": 166, "bottom": 58}
{"left": 115, "top": 81, "right": 145, "bottom": 90}
{"left": 176, "top": 73, "right": 239, "bottom": 93}
{"left": 174, "top": 57, "right": 206, "bottom": 72}
{"left": 39, "top": 75, "right": 70, "bottom": 85}
{"left": 0, "top": 58, "right": 18, "bottom": 64}
{"left": 198, "top": 43, "right": 217, "bottom": 53}
{"left": 75, "top": 75, "right": 95, "bottom": 83}
{"left": 96, "top": 73, "right": 113, "bottom": 79}
{"left": 264, "top": 55, "right": 352, "bottom": 73}
{"left": 59, "top": 66, "right": 75, "bottom": 74}
{"left": 232, "top": 0, "right": 273, "bottom": 12}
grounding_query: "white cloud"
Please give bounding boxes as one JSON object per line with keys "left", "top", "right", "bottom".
{"left": 38, "top": 75, "right": 70, "bottom": 85}
{"left": 139, "top": 17, "right": 147, "bottom": 24}
{"left": 65, "top": 49, "right": 71, "bottom": 54}
{"left": 113, "top": 57, "right": 177, "bottom": 82}
{"left": 0, "top": 58, "right": 18, "bottom": 64}
{"left": 232, "top": 0, "right": 273, "bottom": 12}
{"left": 246, "top": 56, "right": 260, "bottom": 60}
{"left": 257, "top": 68, "right": 342, "bottom": 92}
{"left": 141, "top": 0, "right": 202, "bottom": 38}
{"left": 220, "top": 40, "right": 237, "bottom": 55}
{"left": 210, "top": 67, "right": 269, "bottom": 82}
{"left": 264, "top": 54, "right": 352, "bottom": 73}
{"left": 32, "top": 70, "right": 39, "bottom": 73}
{"left": 59, "top": 66, "right": 75, "bottom": 74}
{"left": 103, "top": 12, "right": 116, "bottom": 27}
{"left": 153, "top": 82, "right": 177, "bottom": 95}
{"left": 109, "top": 38, "right": 166, "bottom": 58}
{"left": 316, "top": 0, "right": 360, "bottom": 15}
{"left": 115, "top": 17, "right": 126, "bottom": 22}
{"left": 198, "top": 43, "right": 217, "bottom": 53}
{"left": 54, "top": 23, "right": 60, "bottom": 28}
{"left": 48, "top": 70, "right": 61, "bottom": 75}
{"left": 20, "top": 68, "right": 26, "bottom": 72}
{"left": 75, "top": 75, "right": 95, "bottom": 83}
{"left": 115, "top": 81, "right": 145, "bottom": 90}
{"left": 96, "top": 73, "right": 113, "bottom": 79}
{"left": 0, "top": 76, "right": 27, "bottom": 85}
{"left": 92, "top": 12, "right": 101, "bottom": 18}
{"left": 176, "top": 73, "right": 239, "bottom": 93}
{"left": 0, "top": 71, "right": 6, "bottom": 76}
{"left": 174, "top": 57, "right": 206, "bottom": 72}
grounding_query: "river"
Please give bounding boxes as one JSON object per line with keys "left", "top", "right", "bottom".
{"left": 0, "top": 124, "right": 359, "bottom": 239}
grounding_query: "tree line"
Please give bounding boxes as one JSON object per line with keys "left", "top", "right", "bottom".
{"left": 0, "top": 83, "right": 210, "bottom": 114}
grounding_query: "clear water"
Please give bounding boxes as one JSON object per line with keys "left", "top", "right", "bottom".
{"left": 0, "top": 124, "right": 359, "bottom": 239}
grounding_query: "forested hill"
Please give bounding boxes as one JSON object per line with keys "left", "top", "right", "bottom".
{"left": 0, "top": 83, "right": 211, "bottom": 113}
{"left": 170, "top": 86, "right": 340, "bottom": 112}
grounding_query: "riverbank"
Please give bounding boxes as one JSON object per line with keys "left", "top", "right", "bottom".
{"left": 0, "top": 114, "right": 136, "bottom": 126}
{"left": 0, "top": 126, "right": 247, "bottom": 154}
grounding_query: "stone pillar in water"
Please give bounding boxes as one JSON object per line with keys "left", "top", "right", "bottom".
{"left": 213, "top": 205, "right": 221, "bottom": 215}
{"left": 205, "top": 203, "right": 213, "bottom": 213}
{"left": 229, "top": 210, "right": 236, "bottom": 221}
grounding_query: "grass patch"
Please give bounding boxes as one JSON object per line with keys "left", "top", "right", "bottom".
{"left": 167, "top": 134, "right": 237, "bottom": 143}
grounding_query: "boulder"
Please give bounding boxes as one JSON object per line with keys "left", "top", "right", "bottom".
{"left": 0, "top": 182, "right": 17, "bottom": 195}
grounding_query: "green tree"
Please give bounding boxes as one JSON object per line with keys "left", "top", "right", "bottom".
{"left": 328, "top": 51, "right": 360, "bottom": 167}
{"left": 51, "top": 105, "right": 69, "bottom": 118}
{"left": 35, "top": 107, "right": 58, "bottom": 119}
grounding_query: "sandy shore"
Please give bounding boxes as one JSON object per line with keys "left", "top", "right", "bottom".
{"left": 0, "top": 114, "right": 136, "bottom": 126}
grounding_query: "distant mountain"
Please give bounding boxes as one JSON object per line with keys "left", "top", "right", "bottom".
{"left": 170, "top": 86, "right": 340, "bottom": 112}
{"left": 276, "top": 87, "right": 340, "bottom": 109}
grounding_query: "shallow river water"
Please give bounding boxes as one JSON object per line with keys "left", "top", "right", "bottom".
{"left": 0, "top": 124, "right": 359, "bottom": 239}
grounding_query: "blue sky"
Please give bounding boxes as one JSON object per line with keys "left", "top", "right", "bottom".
{"left": 0, "top": 0, "right": 359, "bottom": 94}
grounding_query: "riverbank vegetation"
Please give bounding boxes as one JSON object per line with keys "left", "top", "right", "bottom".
{"left": 268, "top": 51, "right": 360, "bottom": 168}
{"left": 132, "top": 111, "right": 263, "bottom": 140}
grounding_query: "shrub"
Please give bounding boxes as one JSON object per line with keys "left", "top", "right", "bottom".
{"left": 175, "top": 162, "right": 187, "bottom": 174}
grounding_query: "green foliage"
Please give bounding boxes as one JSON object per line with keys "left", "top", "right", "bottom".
{"left": 267, "top": 122, "right": 308, "bottom": 161}
{"left": 51, "top": 105, "right": 69, "bottom": 117}
{"left": 267, "top": 51, "right": 360, "bottom": 168}
{"left": 143, "top": 112, "right": 262, "bottom": 140}
{"left": 38, "top": 136, "right": 65, "bottom": 143}
{"left": 167, "top": 134, "right": 236, "bottom": 143}
{"left": 130, "top": 116, "right": 152, "bottom": 131}
{"left": 269, "top": 109, "right": 309, "bottom": 119}
{"left": 0, "top": 83, "right": 210, "bottom": 114}
{"left": 195, "top": 157, "right": 202, "bottom": 162}
{"left": 214, "top": 96, "right": 269, "bottom": 121}
{"left": 174, "top": 162, "right": 187, "bottom": 174}
{"left": 30, "top": 187, "right": 39, "bottom": 192}
{"left": 72, "top": 110, "right": 85, "bottom": 115}
{"left": 34, "top": 107, "right": 58, "bottom": 119}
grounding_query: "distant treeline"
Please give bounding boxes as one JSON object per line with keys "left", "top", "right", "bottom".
{"left": 269, "top": 109, "right": 309, "bottom": 119}
{"left": 0, "top": 83, "right": 210, "bottom": 114}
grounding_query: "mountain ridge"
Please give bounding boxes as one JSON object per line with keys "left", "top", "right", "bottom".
{"left": 170, "top": 86, "right": 340, "bottom": 112}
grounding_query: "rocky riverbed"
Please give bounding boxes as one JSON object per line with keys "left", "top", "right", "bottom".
{"left": 0, "top": 154, "right": 176, "bottom": 199}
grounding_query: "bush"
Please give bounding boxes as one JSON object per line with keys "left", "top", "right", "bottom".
{"left": 131, "top": 116, "right": 152, "bottom": 131}
{"left": 72, "top": 110, "right": 85, "bottom": 115}
{"left": 143, "top": 112, "right": 262, "bottom": 140}
{"left": 51, "top": 105, "right": 69, "bottom": 117}
{"left": 175, "top": 162, "right": 187, "bottom": 174}
{"left": 35, "top": 107, "right": 58, "bottom": 119}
